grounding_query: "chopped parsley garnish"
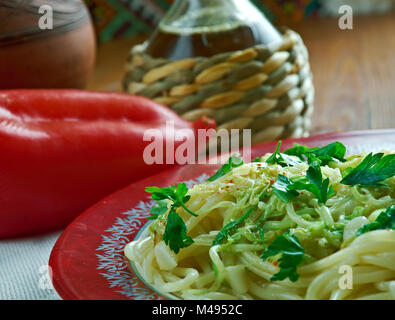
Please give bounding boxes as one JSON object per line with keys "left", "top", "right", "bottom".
{"left": 266, "top": 141, "right": 301, "bottom": 167}
{"left": 146, "top": 183, "right": 197, "bottom": 217}
{"left": 309, "top": 142, "right": 347, "bottom": 165}
{"left": 272, "top": 174, "right": 299, "bottom": 203}
{"left": 213, "top": 207, "right": 255, "bottom": 245}
{"left": 357, "top": 205, "right": 395, "bottom": 236}
{"left": 147, "top": 200, "right": 168, "bottom": 220}
{"left": 163, "top": 210, "right": 194, "bottom": 254}
{"left": 272, "top": 163, "right": 334, "bottom": 204}
{"left": 341, "top": 152, "right": 395, "bottom": 187}
{"left": 261, "top": 232, "right": 305, "bottom": 282}
{"left": 146, "top": 183, "right": 197, "bottom": 253}
{"left": 284, "top": 142, "right": 347, "bottom": 166}
{"left": 266, "top": 141, "right": 284, "bottom": 165}
{"left": 292, "top": 162, "right": 335, "bottom": 204}
{"left": 207, "top": 154, "right": 244, "bottom": 182}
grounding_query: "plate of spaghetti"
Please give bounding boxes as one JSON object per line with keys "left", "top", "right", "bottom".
{"left": 50, "top": 129, "right": 395, "bottom": 300}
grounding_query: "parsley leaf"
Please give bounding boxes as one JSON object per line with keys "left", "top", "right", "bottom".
{"left": 357, "top": 205, "right": 395, "bottom": 236}
{"left": 292, "top": 162, "right": 335, "bottom": 204}
{"left": 284, "top": 142, "right": 347, "bottom": 166}
{"left": 266, "top": 141, "right": 284, "bottom": 164}
{"left": 273, "top": 163, "right": 334, "bottom": 204}
{"left": 146, "top": 183, "right": 198, "bottom": 253}
{"left": 213, "top": 207, "right": 255, "bottom": 245}
{"left": 146, "top": 183, "right": 197, "bottom": 217}
{"left": 341, "top": 153, "right": 395, "bottom": 187}
{"left": 283, "top": 144, "right": 309, "bottom": 160}
{"left": 261, "top": 232, "right": 305, "bottom": 282}
{"left": 272, "top": 174, "right": 299, "bottom": 203}
{"left": 310, "top": 142, "right": 347, "bottom": 165}
{"left": 266, "top": 141, "right": 301, "bottom": 167}
{"left": 147, "top": 200, "right": 168, "bottom": 220}
{"left": 162, "top": 210, "right": 194, "bottom": 254}
{"left": 207, "top": 154, "right": 244, "bottom": 182}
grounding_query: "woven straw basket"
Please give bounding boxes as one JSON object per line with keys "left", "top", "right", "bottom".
{"left": 123, "top": 29, "right": 314, "bottom": 145}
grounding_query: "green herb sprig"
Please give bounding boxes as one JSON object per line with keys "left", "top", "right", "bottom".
{"left": 146, "top": 183, "right": 197, "bottom": 253}
{"left": 266, "top": 141, "right": 302, "bottom": 167}
{"left": 266, "top": 141, "right": 284, "bottom": 164}
{"left": 147, "top": 200, "right": 168, "bottom": 220}
{"left": 272, "top": 163, "right": 334, "bottom": 204}
{"left": 261, "top": 232, "right": 305, "bottom": 282}
{"left": 341, "top": 152, "right": 395, "bottom": 187}
{"left": 284, "top": 142, "right": 347, "bottom": 166}
{"left": 207, "top": 154, "right": 244, "bottom": 182}
{"left": 146, "top": 183, "right": 197, "bottom": 217}
{"left": 292, "top": 162, "right": 335, "bottom": 204}
{"left": 272, "top": 174, "right": 299, "bottom": 203}
{"left": 357, "top": 205, "right": 395, "bottom": 236}
{"left": 213, "top": 207, "right": 255, "bottom": 245}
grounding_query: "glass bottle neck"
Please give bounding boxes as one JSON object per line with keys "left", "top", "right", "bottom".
{"left": 145, "top": 0, "right": 282, "bottom": 60}
{"left": 160, "top": 0, "right": 279, "bottom": 37}
{"left": 169, "top": 0, "right": 251, "bottom": 11}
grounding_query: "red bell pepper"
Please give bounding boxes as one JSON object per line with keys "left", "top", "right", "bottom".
{"left": 0, "top": 90, "right": 215, "bottom": 238}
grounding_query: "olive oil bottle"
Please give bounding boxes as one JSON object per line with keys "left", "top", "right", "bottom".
{"left": 124, "top": 0, "right": 314, "bottom": 144}
{"left": 145, "top": 0, "right": 282, "bottom": 60}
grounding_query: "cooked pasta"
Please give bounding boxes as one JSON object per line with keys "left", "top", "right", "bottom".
{"left": 125, "top": 145, "right": 395, "bottom": 300}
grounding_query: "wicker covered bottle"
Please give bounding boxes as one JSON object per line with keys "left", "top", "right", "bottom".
{"left": 123, "top": 0, "right": 314, "bottom": 144}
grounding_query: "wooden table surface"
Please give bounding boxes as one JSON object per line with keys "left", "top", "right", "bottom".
{"left": 87, "top": 13, "right": 395, "bottom": 136}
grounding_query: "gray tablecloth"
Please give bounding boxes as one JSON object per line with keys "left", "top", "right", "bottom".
{"left": 0, "top": 231, "right": 62, "bottom": 300}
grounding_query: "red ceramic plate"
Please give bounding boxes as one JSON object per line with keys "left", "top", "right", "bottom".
{"left": 49, "top": 129, "right": 395, "bottom": 300}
